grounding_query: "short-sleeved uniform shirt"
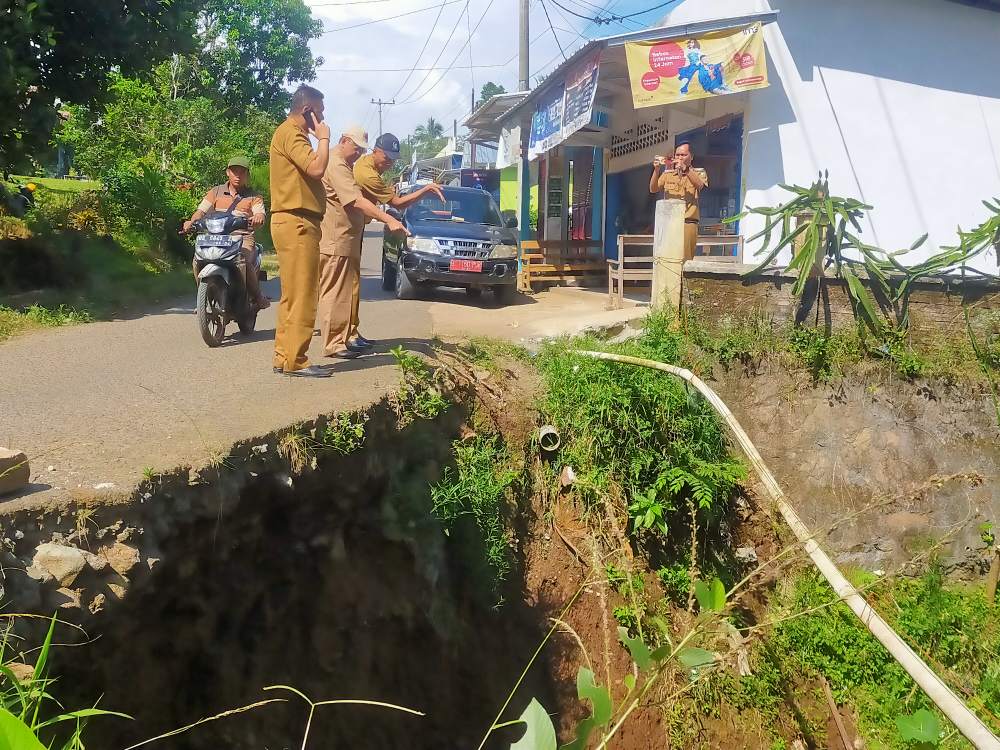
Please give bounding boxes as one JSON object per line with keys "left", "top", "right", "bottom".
{"left": 658, "top": 167, "right": 709, "bottom": 221}
{"left": 197, "top": 183, "right": 265, "bottom": 219}
{"left": 269, "top": 119, "right": 325, "bottom": 217}
{"left": 353, "top": 154, "right": 395, "bottom": 226}
{"left": 320, "top": 153, "right": 366, "bottom": 258}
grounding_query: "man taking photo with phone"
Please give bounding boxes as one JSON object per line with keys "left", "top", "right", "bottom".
{"left": 268, "top": 85, "right": 331, "bottom": 378}
{"left": 649, "top": 142, "right": 708, "bottom": 260}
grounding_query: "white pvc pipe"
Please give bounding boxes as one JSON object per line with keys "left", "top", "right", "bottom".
{"left": 573, "top": 349, "right": 1000, "bottom": 749}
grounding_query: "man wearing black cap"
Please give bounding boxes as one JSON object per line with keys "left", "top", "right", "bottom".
{"left": 352, "top": 133, "right": 445, "bottom": 344}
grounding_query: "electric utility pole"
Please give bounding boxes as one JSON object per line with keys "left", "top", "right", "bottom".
{"left": 370, "top": 98, "right": 394, "bottom": 136}
{"left": 517, "top": 0, "right": 530, "bottom": 242}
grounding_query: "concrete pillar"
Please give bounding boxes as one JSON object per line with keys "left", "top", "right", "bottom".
{"left": 652, "top": 198, "right": 686, "bottom": 312}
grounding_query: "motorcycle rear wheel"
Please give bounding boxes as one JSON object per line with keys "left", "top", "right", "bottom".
{"left": 197, "top": 279, "right": 227, "bottom": 347}
{"left": 237, "top": 307, "right": 257, "bottom": 335}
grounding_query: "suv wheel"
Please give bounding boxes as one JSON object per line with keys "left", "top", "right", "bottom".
{"left": 381, "top": 251, "right": 396, "bottom": 291}
{"left": 395, "top": 255, "right": 418, "bottom": 300}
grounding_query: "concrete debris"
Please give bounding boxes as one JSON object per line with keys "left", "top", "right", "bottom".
{"left": 25, "top": 563, "right": 53, "bottom": 584}
{"left": 559, "top": 466, "right": 577, "bottom": 488}
{"left": 146, "top": 557, "right": 160, "bottom": 570}
{"left": 31, "top": 542, "right": 88, "bottom": 586}
{"left": 100, "top": 542, "right": 141, "bottom": 577}
{"left": 54, "top": 587, "right": 82, "bottom": 609}
{"left": 0, "top": 448, "right": 30, "bottom": 496}
{"left": 93, "top": 482, "right": 115, "bottom": 490}
{"left": 7, "top": 662, "right": 34, "bottom": 683}
{"left": 89, "top": 593, "right": 106, "bottom": 614}
{"left": 735, "top": 546, "right": 758, "bottom": 567}
{"left": 108, "top": 583, "right": 127, "bottom": 600}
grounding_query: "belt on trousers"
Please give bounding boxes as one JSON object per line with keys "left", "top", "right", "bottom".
{"left": 684, "top": 219, "right": 700, "bottom": 225}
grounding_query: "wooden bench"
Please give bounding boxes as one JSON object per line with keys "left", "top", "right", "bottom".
{"left": 518, "top": 239, "right": 606, "bottom": 292}
{"left": 608, "top": 234, "right": 654, "bottom": 309}
{"left": 606, "top": 233, "right": 744, "bottom": 307}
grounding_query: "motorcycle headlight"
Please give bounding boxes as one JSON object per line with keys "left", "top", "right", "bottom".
{"left": 491, "top": 243, "right": 518, "bottom": 259}
{"left": 410, "top": 237, "right": 443, "bottom": 255}
{"left": 205, "top": 218, "right": 227, "bottom": 233}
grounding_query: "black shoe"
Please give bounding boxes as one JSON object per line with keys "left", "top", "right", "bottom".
{"left": 327, "top": 349, "right": 360, "bottom": 360}
{"left": 346, "top": 341, "right": 372, "bottom": 353}
{"left": 273, "top": 367, "right": 283, "bottom": 374}
{"left": 355, "top": 335, "right": 377, "bottom": 347}
{"left": 284, "top": 365, "right": 333, "bottom": 378}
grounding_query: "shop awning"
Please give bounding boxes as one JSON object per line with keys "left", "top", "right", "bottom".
{"left": 499, "top": 11, "right": 779, "bottom": 128}
{"left": 463, "top": 92, "right": 529, "bottom": 143}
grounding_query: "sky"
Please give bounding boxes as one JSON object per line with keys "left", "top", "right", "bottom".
{"left": 303, "top": 0, "right": 668, "bottom": 141}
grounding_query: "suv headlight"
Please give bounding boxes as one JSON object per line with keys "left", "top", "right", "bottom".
{"left": 410, "top": 237, "right": 442, "bottom": 255}
{"left": 491, "top": 243, "right": 518, "bottom": 259}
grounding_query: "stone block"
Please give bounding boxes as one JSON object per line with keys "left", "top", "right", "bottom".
{"left": 0, "top": 448, "right": 29, "bottom": 496}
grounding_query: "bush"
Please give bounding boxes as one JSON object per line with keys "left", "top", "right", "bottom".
{"left": 0, "top": 216, "right": 32, "bottom": 240}
{"left": 102, "top": 164, "right": 196, "bottom": 261}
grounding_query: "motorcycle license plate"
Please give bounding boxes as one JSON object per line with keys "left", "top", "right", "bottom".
{"left": 202, "top": 235, "right": 233, "bottom": 246}
{"left": 449, "top": 259, "right": 483, "bottom": 273}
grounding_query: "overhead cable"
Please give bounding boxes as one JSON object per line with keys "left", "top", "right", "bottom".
{"left": 320, "top": 0, "right": 464, "bottom": 33}
{"left": 392, "top": 0, "right": 474, "bottom": 102}
{"left": 389, "top": 0, "right": 450, "bottom": 99}
{"left": 539, "top": 0, "right": 568, "bottom": 61}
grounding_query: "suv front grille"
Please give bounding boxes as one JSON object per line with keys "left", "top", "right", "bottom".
{"left": 435, "top": 238, "right": 492, "bottom": 259}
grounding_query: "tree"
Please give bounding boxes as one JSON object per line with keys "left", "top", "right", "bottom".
{"left": 0, "top": 0, "right": 201, "bottom": 174}
{"left": 413, "top": 117, "right": 445, "bottom": 143}
{"left": 478, "top": 81, "right": 507, "bottom": 108}
{"left": 198, "top": 0, "right": 324, "bottom": 117}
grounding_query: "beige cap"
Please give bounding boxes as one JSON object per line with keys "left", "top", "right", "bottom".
{"left": 342, "top": 125, "right": 370, "bottom": 150}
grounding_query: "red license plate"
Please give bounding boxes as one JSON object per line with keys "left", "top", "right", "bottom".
{"left": 449, "top": 259, "right": 483, "bottom": 273}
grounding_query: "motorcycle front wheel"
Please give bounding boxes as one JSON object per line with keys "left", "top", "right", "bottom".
{"left": 197, "top": 278, "right": 227, "bottom": 347}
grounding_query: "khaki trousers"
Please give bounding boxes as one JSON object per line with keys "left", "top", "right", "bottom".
{"left": 349, "top": 233, "right": 363, "bottom": 340}
{"left": 318, "top": 253, "right": 360, "bottom": 355}
{"left": 684, "top": 222, "right": 698, "bottom": 261}
{"left": 271, "top": 212, "right": 321, "bottom": 372}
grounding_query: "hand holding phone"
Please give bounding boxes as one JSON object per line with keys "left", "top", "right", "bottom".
{"left": 303, "top": 108, "right": 317, "bottom": 132}
{"left": 653, "top": 155, "right": 665, "bottom": 168}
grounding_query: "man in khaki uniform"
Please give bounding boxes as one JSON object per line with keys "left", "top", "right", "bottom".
{"left": 351, "top": 133, "right": 445, "bottom": 346}
{"left": 269, "top": 85, "right": 331, "bottom": 378}
{"left": 318, "top": 126, "right": 407, "bottom": 359}
{"left": 649, "top": 142, "right": 708, "bottom": 260}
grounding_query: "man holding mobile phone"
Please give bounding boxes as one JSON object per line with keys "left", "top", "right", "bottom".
{"left": 268, "top": 85, "right": 332, "bottom": 378}
{"left": 649, "top": 142, "right": 708, "bottom": 260}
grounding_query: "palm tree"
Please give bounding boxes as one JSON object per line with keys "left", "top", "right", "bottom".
{"left": 413, "top": 117, "right": 445, "bottom": 142}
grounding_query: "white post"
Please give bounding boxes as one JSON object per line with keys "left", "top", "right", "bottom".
{"left": 652, "top": 198, "right": 686, "bottom": 311}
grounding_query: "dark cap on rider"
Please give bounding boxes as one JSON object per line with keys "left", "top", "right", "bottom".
{"left": 227, "top": 156, "right": 251, "bottom": 170}
{"left": 374, "top": 133, "right": 401, "bottom": 160}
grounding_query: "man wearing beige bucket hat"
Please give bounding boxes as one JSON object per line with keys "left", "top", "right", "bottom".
{"left": 318, "top": 125, "right": 409, "bottom": 359}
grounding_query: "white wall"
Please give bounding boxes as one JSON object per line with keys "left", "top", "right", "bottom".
{"left": 661, "top": 0, "right": 1000, "bottom": 268}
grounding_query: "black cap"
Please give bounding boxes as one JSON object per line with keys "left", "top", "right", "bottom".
{"left": 374, "top": 133, "right": 401, "bottom": 159}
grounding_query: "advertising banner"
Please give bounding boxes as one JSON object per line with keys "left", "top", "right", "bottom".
{"left": 624, "top": 22, "right": 768, "bottom": 109}
{"left": 528, "top": 83, "right": 565, "bottom": 160}
{"left": 561, "top": 51, "right": 601, "bottom": 139}
{"left": 495, "top": 125, "right": 520, "bottom": 170}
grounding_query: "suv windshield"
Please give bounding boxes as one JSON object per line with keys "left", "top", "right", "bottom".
{"left": 407, "top": 190, "right": 503, "bottom": 226}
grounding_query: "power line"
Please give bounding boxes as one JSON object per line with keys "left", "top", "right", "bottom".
{"left": 616, "top": 0, "right": 681, "bottom": 20}
{"left": 396, "top": 0, "right": 498, "bottom": 105}
{"left": 539, "top": 0, "right": 568, "bottom": 61}
{"left": 310, "top": 0, "right": 393, "bottom": 6}
{"left": 389, "top": 0, "right": 449, "bottom": 100}
{"left": 393, "top": 0, "right": 473, "bottom": 102}
{"left": 320, "top": 0, "right": 464, "bottom": 33}
{"left": 317, "top": 62, "right": 513, "bottom": 72}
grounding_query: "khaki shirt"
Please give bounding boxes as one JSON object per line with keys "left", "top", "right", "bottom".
{"left": 320, "top": 152, "right": 366, "bottom": 257}
{"left": 353, "top": 154, "right": 396, "bottom": 204}
{"left": 658, "top": 167, "right": 708, "bottom": 221}
{"left": 268, "top": 119, "right": 325, "bottom": 217}
{"left": 197, "top": 183, "right": 265, "bottom": 219}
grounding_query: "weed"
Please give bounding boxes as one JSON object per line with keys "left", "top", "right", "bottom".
{"left": 430, "top": 433, "right": 518, "bottom": 599}
{"left": 535, "top": 312, "right": 744, "bottom": 539}
{"left": 322, "top": 413, "right": 366, "bottom": 455}
{"left": 0, "top": 304, "right": 91, "bottom": 341}
{"left": 278, "top": 428, "right": 314, "bottom": 475}
{"left": 461, "top": 337, "right": 530, "bottom": 374}
{"left": 390, "top": 346, "right": 449, "bottom": 424}
{"left": 142, "top": 466, "right": 156, "bottom": 482}
{"left": 656, "top": 562, "right": 692, "bottom": 607}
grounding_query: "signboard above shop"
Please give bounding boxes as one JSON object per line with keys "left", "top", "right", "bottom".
{"left": 625, "top": 22, "right": 769, "bottom": 109}
{"left": 527, "top": 51, "right": 601, "bottom": 161}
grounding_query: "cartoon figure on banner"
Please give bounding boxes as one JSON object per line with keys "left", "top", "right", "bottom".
{"left": 677, "top": 40, "right": 731, "bottom": 96}
{"left": 677, "top": 39, "right": 702, "bottom": 95}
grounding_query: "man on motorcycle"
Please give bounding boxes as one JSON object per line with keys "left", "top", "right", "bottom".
{"left": 183, "top": 156, "right": 270, "bottom": 309}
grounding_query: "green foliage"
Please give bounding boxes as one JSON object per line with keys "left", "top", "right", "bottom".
{"left": 390, "top": 346, "right": 449, "bottom": 422}
{"left": 767, "top": 568, "right": 1000, "bottom": 747}
{"left": 0, "top": 615, "right": 129, "bottom": 748}
{"left": 476, "top": 82, "right": 508, "bottom": 110}
{"left": 0, "top": 0, "right": 200, "bottom": 173}
{"left": 896, "top": 709, "right": 941, "bottom": 748}
{"left": 694, "top": 578, "right": 726, "bottom": 612}
{"left": 322, "top": 413, "right": 367, "bottom": 455}
{"left": 0, "top": 305, "right": 91, "bottom": 341}
{"left": 656, "top": 563, "right": 691, "bottom": 606}
{"left": 563, "top": 667, "right": 613, "bottom": 750}
{"left": 431, "top": 434, "right": 518, "bottom": 597}
{"left": 535, "top": 313, "right": 744, "bottom": 539}
{"left": 509, "top": 698, "right": 556, "bottom": 750}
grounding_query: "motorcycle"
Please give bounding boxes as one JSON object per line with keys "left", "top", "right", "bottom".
{"left": 185, "top": 212, "right": 265, "bottom": 347}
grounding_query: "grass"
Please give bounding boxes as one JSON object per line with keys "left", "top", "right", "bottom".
{"left": 8, "top": 176, "right": 101, "bottom": 193}
{"left": 0, "top": 304, "right": 92, "bottom": 341}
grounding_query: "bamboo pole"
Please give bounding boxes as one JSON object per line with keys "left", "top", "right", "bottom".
{"left": 572, "top": 349, "right": 1000, "bottom": 749}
